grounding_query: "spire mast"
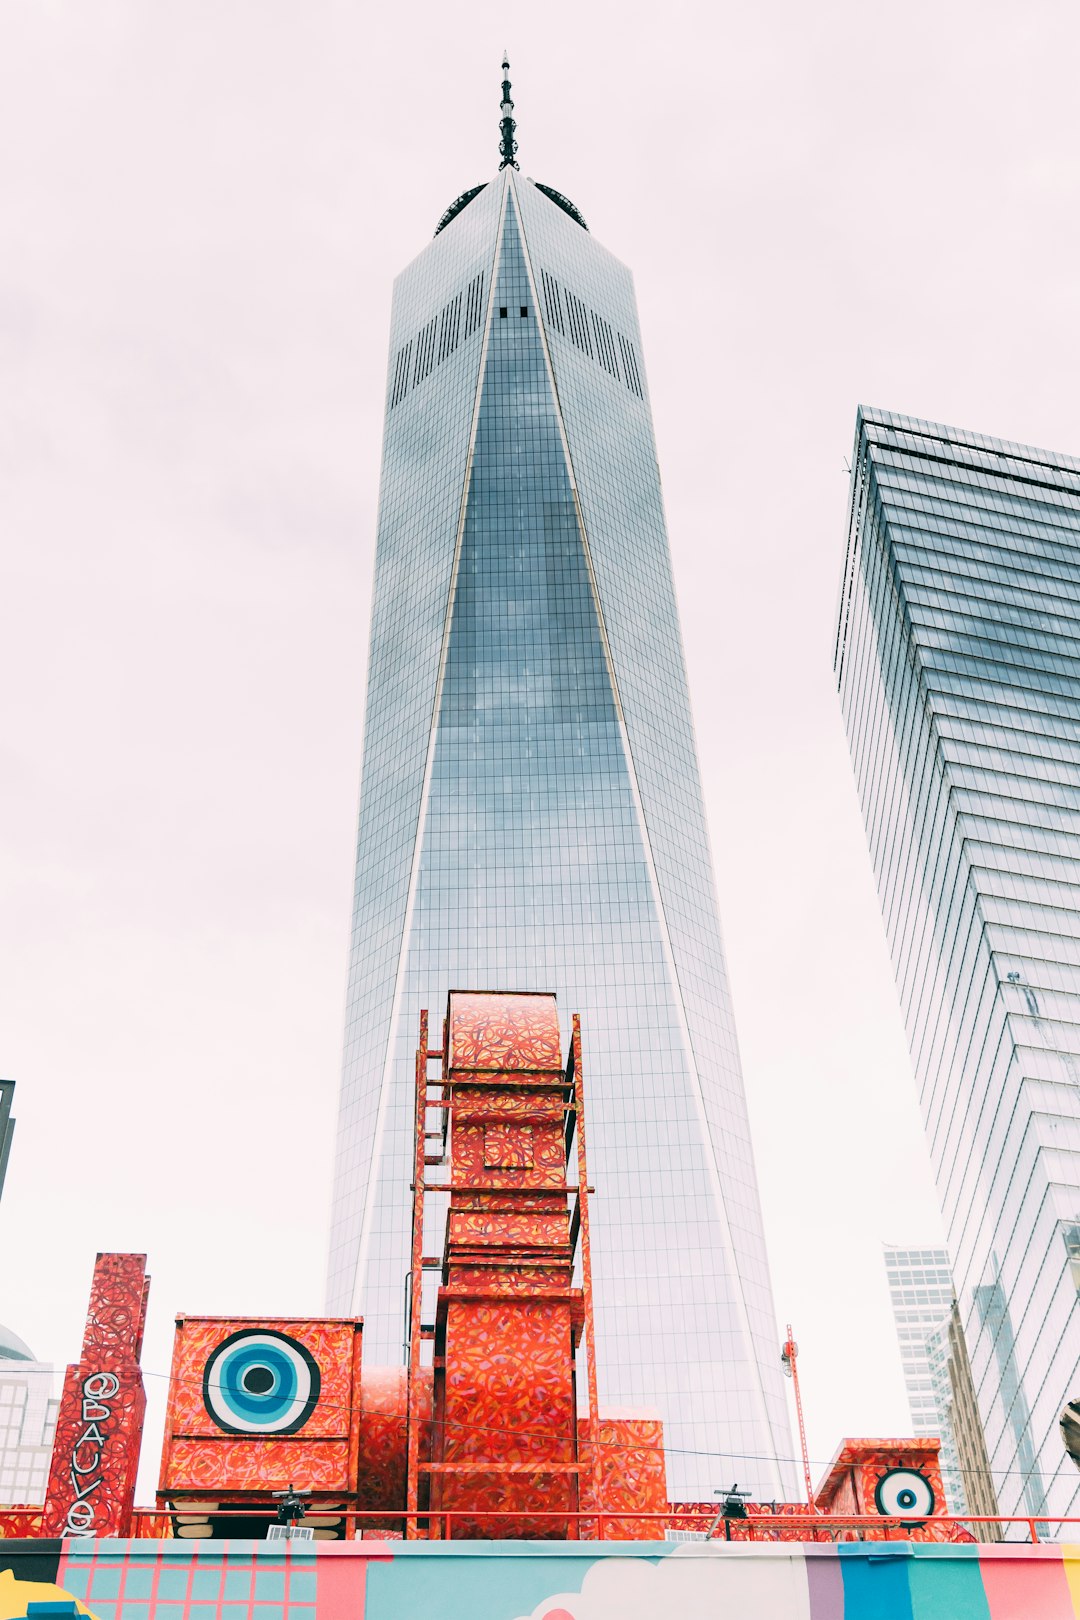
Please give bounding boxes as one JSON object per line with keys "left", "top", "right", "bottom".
{"left": 498, "top": 54, "right": 518, "bottom": 170}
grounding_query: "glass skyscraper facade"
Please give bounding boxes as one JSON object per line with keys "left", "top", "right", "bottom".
{"left": 327, "top": 163, "right": 793, "bottom": 1499}
{"left": 883, "top": 1245, "right": 966, "bottom": 1513}
{"left": 835, "top": 408, "right": 1080, "bottom": 1522}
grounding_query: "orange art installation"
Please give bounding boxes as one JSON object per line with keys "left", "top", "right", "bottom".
{"left": 42, "top": 1253, "right": 149, "bottom": 1539}
{"left": 24, "top": 993, "right": 975, "bottom": 1548}
{"left": 157, "top": 1315, "right": 364, "bottom": 1538}
{"left": 405, "top": 991, "right": 666, "bottom": 1539}
{"left": 669, "top": 1436, "right": 972, "bottom": 1543}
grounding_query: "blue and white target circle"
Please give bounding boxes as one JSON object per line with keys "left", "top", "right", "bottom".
{"left": 874, "top": 1467, "right": 936, "bottom": 1521}
{"left": 203, "top": 1330, "right": 321, "bottom": 1435}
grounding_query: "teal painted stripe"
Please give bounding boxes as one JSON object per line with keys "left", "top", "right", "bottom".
{"left": 909, "top": 1545, "right": 991, "bottom": 1620}
{"left": 365, "top": 1551, "right": 606, "bottom": 1620}
{"left": 838, "top": 1545, "right": 914, "bottom": 1620}
{"left": 358, "top": 1541, "right": 665, "bottom": 1558}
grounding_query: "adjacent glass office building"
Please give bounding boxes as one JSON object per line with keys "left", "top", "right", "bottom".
{"left": 327, "top": 162, "right": 794, "bottom": 1498}
{"left": 836, "top": 408, "right": 1080, "bottom": 1521}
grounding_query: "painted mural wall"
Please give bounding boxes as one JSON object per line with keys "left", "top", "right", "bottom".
{"left": 5, "top": 1538, "right": 1080, "bottom": 1620}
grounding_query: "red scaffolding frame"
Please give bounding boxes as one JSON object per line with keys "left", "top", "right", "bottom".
{"left": 402, "top": 1003, "right": 602, "bottom": 1539}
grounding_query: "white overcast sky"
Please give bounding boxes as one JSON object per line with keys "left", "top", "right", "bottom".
{"left": 2, "top": 0, "right": 1079, "bottom": 1501}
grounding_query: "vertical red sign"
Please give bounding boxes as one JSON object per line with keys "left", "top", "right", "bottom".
{"left": 43, "top": 1252, "right": 150, "bottom": 1538}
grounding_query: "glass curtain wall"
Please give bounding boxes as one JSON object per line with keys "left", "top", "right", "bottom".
{"left": 330, "top": 169, "right": 793, "bottom": 1499}
{"left": 835, "top": 408, "right": 1080, "bottom": 1522}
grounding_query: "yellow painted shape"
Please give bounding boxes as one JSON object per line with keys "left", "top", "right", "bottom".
{"left": 0, "top": 1568, "right": 98, "bottom": 1620}
{"left": 1061, "top": 1545, "right": 1080, "bottom": 1617}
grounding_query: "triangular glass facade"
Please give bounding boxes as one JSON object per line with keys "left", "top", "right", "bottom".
{"left": 329, "top": 174, "right": 792, "bottom": 1498}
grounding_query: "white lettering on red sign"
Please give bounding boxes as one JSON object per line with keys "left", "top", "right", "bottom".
{"left": 64, "top": 1372, "right": 121, "bottom": 1536}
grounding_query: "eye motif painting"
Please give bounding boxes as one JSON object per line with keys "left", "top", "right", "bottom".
{"left": 874, "top": 1466, "right": 936, "bottom": 1522}
{"left": 202, "top": 1329, "right": 322, "bottom": 1436}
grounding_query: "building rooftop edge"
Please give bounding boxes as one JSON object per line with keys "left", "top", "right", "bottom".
{"left": 858, "top": 404, "right": 1080, "bottom": 479}
{"left": 434, "top": 170, "right": 588, "bottom": 238}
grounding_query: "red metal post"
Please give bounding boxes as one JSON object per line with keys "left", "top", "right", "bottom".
{"left": 781, "top": 1324, "right": 815, "bottom": 1508}
{"left": 14, "top": 1501, "right": 1080, "bottom": 1539}
{"left": 405, "top": 1011, "right": 429, "bottom": 1539}
{"left": 572, "top": 1015, "right": 604, "bottom": 1534}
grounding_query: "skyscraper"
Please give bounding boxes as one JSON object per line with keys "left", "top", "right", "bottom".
{"left": 883, "top": 1245, "right": 966, "bottom": 1513}
{"left": 835, "top": 407, "right": 1080, "bottom": 1521}
{"left": 327, "top": 70, "right": 793, "bottom": 1499}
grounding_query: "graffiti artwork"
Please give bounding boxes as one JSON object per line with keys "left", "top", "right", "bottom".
{"left": 42, "top": 1255, "right": 149, "bottom": 1540}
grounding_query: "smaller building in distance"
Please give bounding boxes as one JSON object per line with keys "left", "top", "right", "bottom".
{"left": 0, "top": 1324, "right": 59, "bottom": 1507}
{"left": 937, "top": 1299, "right": 1001, "bottom": 1533}
{"left": 883, "top": 1245, "right": 999, "bottom": 1531}
{"left": 883, "top": 1246, "right": 964, "bottom": 1509}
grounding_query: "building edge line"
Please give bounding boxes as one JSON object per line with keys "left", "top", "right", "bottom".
{"left": 511, "top": 171, "right": 788, "bottom": 1493}
{"left": 348, "top": 173, "right": 512, "bottom": 1314}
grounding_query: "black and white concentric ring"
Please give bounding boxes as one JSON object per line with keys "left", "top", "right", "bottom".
{"left": 874, "top": 1467, "right": 936, "bottom": 1521}
{"left": 203, "top": 1329, "right": 321, "bottom": 1435}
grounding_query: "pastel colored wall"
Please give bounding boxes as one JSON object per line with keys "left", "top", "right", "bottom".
{"left": 5, "top": 1538, "right": 1080, "bottom": 1620}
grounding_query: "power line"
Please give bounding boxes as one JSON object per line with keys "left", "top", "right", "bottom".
{"left": 134, "top": 1366, "right": 1080, "bottom": 1487}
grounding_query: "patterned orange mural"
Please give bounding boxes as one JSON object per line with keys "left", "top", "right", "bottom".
{"left": 158, "top": 1315, "right": 363, "bottom": 1536}
{"left": 814, "top": 1437, "right": 973, "bottom": 1543}
{"left": 42, "top": 1252, "right": 149, "bottom": 1538}
{"left": 404, "top": 992, "right": 667, "bottom": 1540}
{"left": 577, "top": 1415, "right": 668, "bottom": 1538}
{"left": 354, "top": 1364, "right": 432, "bottom": 1529}
{"left": 139, "top": 997, "right": 668, "bottom": 1541}
{"left": 446, "top": 991, "right": 564, "bottom": 1071}
{"left": 669, "top": 1437, "right": 973, "bottom": 1542}
{"left": 25, "top": 998, "right": 977, "bottom": 1550}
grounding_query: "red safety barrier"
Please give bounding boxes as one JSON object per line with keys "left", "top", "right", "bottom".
{"left": 0, "top": 1504, "right": 1070, "bottom": 1543}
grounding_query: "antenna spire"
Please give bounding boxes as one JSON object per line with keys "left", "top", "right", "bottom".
{"left": 498, "top": 54, "right": 518, "bottom": 170}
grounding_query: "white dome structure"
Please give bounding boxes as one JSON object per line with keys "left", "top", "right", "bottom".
{"left": 0, "top": 1322, "right": 34, "bottom": 1362}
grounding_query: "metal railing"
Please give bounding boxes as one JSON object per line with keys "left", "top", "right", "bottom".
{"left": 0, "top": 1504, "right": 1071, "bottom": 1543}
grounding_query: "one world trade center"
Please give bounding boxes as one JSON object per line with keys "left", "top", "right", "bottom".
{"left": 327, "top": 66, "right": 793, "bottom": 1500}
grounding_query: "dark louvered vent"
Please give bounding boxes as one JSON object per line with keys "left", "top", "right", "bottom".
{"left": 539, "top": 269, "right": 644, "bottom": 401}
{"left": 390, "top": 340, "right": 413, "bottom": 408}
{"left": 414, "top": 317, "right": 438, "bottom": 385}
{"left": 541, "top": 269, "right": 565, "bottom": 336}
{"left": 565, "top": 290, "right": 593, "bottom": 357}
{"left": 591, "top": 312, "right": 620, "bottom": 379}
{"left": 464, "top": 272, "right": 486, "bottom": 337}
{"left": 438, "top": 292, "right": 462, "bottom": 363}
{"left": 618, "top": 334, "right": 644, "bottom": 399}
{"left": 390, "top": 270, "right": 487, "bottom": 410}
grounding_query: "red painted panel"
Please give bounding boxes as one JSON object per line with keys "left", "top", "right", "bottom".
{"left": 448, "top": 991, "right": 563, "bottom": 1070}
{"left": 579, "top": 1415, "right": 667, "bottom": 1540}
{"left": 158, "top": 1315, "right": 363, "bottom": 1510}
{"left": 43, "top": 1253, "right": 149, "bottom": 1538}
{"left": 980, "top": 1548, "right": 1075, "bottom": 1619}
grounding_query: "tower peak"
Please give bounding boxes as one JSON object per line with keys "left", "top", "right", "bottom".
{"left": 498, "top": 54, "right": 518, "bottom": 170}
